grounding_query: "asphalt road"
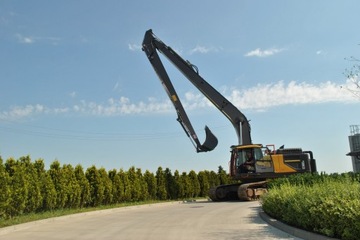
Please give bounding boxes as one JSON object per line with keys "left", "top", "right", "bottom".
{"left": 0, "top": 201, "right": 302, "bottom": 240}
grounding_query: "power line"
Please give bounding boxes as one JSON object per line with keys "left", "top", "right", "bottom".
{"left": 0, "top": 120, "right": 229, "bottom": 142}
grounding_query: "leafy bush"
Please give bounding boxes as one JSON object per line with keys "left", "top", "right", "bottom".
{"left": 261, "top": 173, "right": 360, "bottom": 240}
{"left": 0, "top": 155, "right": 226, "bottom": 220}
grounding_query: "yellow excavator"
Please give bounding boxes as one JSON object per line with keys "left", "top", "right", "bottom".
{"left": 142, "top": 29, "right": 317, "bottom": 201}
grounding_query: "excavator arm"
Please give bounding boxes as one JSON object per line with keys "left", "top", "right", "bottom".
{"left": 142, "top": 30, "right": 217, "bottom": 152}
{"left": 142, "top": 29, "right": 252, "bottom": 151}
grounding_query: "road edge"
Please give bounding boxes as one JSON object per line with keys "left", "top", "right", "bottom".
{"left": 259, "top": 210, "right": 338, "bottom": 240}
{"left": 0, "top": 201, "right": 183, "bottom": 236}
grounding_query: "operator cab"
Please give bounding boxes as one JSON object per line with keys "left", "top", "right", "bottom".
{"left": 230, "top": 144, "right": 275, "bottom": 176}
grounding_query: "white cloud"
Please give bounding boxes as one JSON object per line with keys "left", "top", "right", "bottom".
{"left": 53, "top": 107, "right": 70, "bottom": 114}
{"left": 164, "top": 80, "right": 357, "bottom": 112}
{"left": 113, "top": 82, "right": 121, "bottom": 92}
{"left": 0, "top": 104, "right": 45, "bottom": 120}
{"left": 228, "top": 80, "right": 356, "bottom": 110}
{"left": 316, "top": 50, "right": 328, "bottom": 56}
{"left": 341, "top": 76, "right": 360, "bottom": 99}
{"left": 62, "top": 96, "right": 172, "bottom": 117}
{"left": 65, "top": 81, "right": 358, "bottom": 116}
{"left": 183, "top": 91, "right": 210, "bottom": 110}
{"left": 16, "top": 34, "right": 34, "bottom": 44}
{"left": 16, "top": 33, "right": 61, "bottom": 45}
{"left": 189, "top": 45, "right": 220, "bottom": 55}
{"left": 69, "top": 91, "right": 77, "bottom": 98}
{"left": 128, "top": 43, "right": 142, "bottom": 51}
{"left": 245, "top": 48, "right": 284, "bottom": 57}
{"left": 0, "top": 80, "right": 357, "bottom": 121}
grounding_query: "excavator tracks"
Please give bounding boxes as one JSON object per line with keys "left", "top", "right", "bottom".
{"left": 209, "top": 181, "right": 268, "bottom": 201}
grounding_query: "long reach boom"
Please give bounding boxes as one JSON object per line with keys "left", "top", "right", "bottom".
{"left": 142, "top": 29, "right": 252, "bottom": 151}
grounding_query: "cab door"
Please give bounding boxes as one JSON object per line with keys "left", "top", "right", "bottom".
{"left": 255, "top": 148, "right": 274, "bottom": 173}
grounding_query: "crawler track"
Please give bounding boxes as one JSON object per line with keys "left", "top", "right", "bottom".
{"left": 209, "top": 181, "right": 268, "bottom": 201}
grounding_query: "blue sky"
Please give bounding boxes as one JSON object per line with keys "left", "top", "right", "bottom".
{"left": 1, "top": 1, "right": 359, "bottom": 174}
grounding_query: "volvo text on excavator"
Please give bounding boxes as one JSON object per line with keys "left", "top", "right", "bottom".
{"left": 142, "top": 29, "right": 317, "bottom": 201}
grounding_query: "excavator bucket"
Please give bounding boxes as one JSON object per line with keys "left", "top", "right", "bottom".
{"left": 198, "top": 126, "right": 218, "bottom": 152}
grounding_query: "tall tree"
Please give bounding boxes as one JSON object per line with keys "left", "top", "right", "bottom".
{"left": 109, "top": 169, "right": 121, "bottom": 204}
{"left": 143, "top": 170, "right": 157, "bottom": 200}
{"left": 118, "top": 168, "right": 131, "bottom": 202}
{"left": 0, "top": 156, "right": 10, "bottom": 218}
{"left": 155, "top": 167, "right": 167, "bottom": 200}
{"left": 49, "top": 160, "right": 68, "bottom": 209}
{"left": 34, "top": 159, "right": 57, "bottom": 211}
{"left": 208, "top": 170, "right": 220, "bottom": 188}
{"left": 218, "top": 166, "right": 231, "bottom": 185}
{"left": 136, "top": 168, "right": 148, "bottom": 201}
{"left": 188, "top": 170, "right": 200, "bottom": 198}
{"left": 197, "top": 171, "right": 210, "bottom": 197}
{"left": 74, "top": 164, "right": 90, "bottom": 208}
{"left": 173, "top": 170, "right": 182, "bottom": 198}
{"left": 98, "top": 168, "right": 113, "bottom": 205}
{"left": 179, "top": 172, "right": 191, "bottom": 198}
{"left": 62, "top": 164, "right": 81, "bottom": 208}
{"left": 127, "top": 166, "right": 141, "bottom": 201}
{"left": 4, "top": 158, "right": 16, "bottom": 176}
{"left": 5, "top": 158, "right": 28, "bottom": 217}
{"left": 164, "top": 168, "right": 178, "bottom": 200}
{"left": 19, "top": 156, "right": 42, "bottom": 213}
{"left": 85, "top": 165, "right": 105, "bottom": 207}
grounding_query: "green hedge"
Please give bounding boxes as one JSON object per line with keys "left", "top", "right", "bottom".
{"left": 0, "top": 155, "right": 232, "bottom": 220}
{"left": 261, "top": 173, "right": 360, "bottom": 240}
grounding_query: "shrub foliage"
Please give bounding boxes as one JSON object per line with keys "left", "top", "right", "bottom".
{"left": 0, "top": 155, "right": 232, "bottom": 220}
{"left": 261, "top": 172, "right": 360, "bottom": 240}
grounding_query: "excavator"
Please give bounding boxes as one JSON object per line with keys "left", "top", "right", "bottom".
{"left": 142, "top": 29, "right": 317, "bottom": 201}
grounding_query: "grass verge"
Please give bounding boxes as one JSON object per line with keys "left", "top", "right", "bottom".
{"left": 0, "top": 200, "right": 164, "bottom": 228}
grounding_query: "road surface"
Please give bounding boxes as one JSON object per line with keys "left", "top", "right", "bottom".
{"left": 0, "top": 201, "right": 301, "bottom": 240}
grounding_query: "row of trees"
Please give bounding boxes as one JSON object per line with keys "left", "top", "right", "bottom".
{"left": 0, "top": 155, "right": 232, "bottom": 219}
